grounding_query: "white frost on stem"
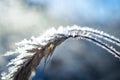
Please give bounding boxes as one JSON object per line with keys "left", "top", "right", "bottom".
{"left": 1, "top": 25, "right": 120, "bottom": 80}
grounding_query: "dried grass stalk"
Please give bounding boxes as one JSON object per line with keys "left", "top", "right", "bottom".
{"left": 1, "top": 25, "right": 120, "bottom": 80}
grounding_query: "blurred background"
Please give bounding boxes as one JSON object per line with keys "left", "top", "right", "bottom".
{"left": 0, "top": 0, "right": 120, "bottom": 80}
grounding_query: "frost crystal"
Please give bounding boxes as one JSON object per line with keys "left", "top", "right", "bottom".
{"left": 1, "top": 25, "right": 120, "bottom": 80}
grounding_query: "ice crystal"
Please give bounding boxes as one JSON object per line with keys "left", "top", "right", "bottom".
{"left": 1, "top": 25, "right": 120, "bottom": 80}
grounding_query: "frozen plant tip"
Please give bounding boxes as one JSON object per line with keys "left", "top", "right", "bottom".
{"left": 1, "top": 25, "right": 120, "bottom": 80}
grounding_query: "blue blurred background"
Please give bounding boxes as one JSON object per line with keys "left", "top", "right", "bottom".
{"left": 0, "top": 0, "right": 120, "bottom": 80}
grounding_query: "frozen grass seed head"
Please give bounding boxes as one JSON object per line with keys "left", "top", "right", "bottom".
{"left": 1, "top": 25, "right": 120, "bottom": 80}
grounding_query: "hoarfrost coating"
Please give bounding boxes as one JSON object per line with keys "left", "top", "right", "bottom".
{"left": 1, "top": 25, "right": 120, "bottom": 80}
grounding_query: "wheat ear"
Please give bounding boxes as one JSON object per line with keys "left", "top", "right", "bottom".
{"left": 1, "top": 26, "right": 120, "bottom": 80}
